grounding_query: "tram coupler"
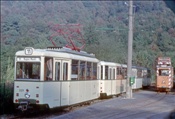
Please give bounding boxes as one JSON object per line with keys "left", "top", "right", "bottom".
{"left": 17, "top": 101, "right": 29, "bottom": 111}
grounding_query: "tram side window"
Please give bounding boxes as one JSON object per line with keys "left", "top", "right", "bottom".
{"left": 63, "top": 62, "right": 68, "bottom": 80}
{"left": 105, "top": 66, "right": 108, "bottom": 80}
{"left": 109, "top": 68, "right": 112, "bottom": 79}
{"left": 55, "top": 62, "right": 60, "bottom": 81}
{"left": 143, "top": 70, "right": 148, "bottom": 78}
{"left": 45, "top": 58, "right": 53, "bottom": 81}
{"left": 113, "top": 69, "right": 115, "bottom": 80}
{"left": 117, "top": 67, "right": 121, "bottom": 75}
{"left": 147, "top": 70, "right": 151, "bottom": 78}
{"left": 93, "top": 63, "right": 97, "bottom": 80}
{"left": 137, "top": 69, "right": 142, "bottom": 78}
{"left": 71, "top": 60, "right": 79, "bottom": 80}
{"left": 142, "top": 70, "right": 146, "bottom": 78}
{"left": 101, "top": 66, "right": 103, "bottom": 80}
{"left": 121, "top": 68, "right": 127, "bottom": 79}
{"left": 16, "top": 62, "right": 40, "bottom": 80}
{"left": 79, "top": 61, "right": 86, "bottom": 80}
{"left": 86, "top": 62, "right": 92, "bottom": 80}
{"left": 117, "top": 67, "right": 122, "bottom": 79}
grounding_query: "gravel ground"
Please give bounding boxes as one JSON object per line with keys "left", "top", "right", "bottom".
{"left": 51, "top": 90, "right": 175, "bottom": 119}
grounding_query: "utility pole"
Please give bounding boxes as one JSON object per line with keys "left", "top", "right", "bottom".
{"left": 126, "top": 0, "right": 133, "bottom": 98}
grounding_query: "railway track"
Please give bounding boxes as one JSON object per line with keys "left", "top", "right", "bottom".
{"left": 10, "top": 109, "right": 69, "bottom": 119}
{"left": 9, "top": 99, "right": 105, "bottom": 119}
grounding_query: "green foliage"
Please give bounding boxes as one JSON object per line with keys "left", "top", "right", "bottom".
{"left": 1, "top": 1, "right": 175, "bottom": 82}
{"left": 6, "top": 57, "right": 14, "bottom": 81}
{"left": 84, "top": 23, "right": 100, "bottom": 45}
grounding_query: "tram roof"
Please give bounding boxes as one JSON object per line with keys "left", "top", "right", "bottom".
{"left": 99, "top": 61, "right": 125, "bottom": 67}
{"left": 15, "top": 47, "right": 99, "bottom": 61}
{"left": 132, "top": 65, "right": 149, "bottom": 70}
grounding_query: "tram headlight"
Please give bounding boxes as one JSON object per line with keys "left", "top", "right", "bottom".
{"left": 25, "top": 92, "right": 30, "bottom": 98}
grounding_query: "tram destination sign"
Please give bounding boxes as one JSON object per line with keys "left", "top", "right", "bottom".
{"left": 17, "top": 57, "right": 40, "bottom": 62}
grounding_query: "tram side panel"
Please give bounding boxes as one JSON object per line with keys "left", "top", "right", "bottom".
{"left": 60, "top": 82, "right": 70, "bottom": 106}
{"left": 69, "top": 80, "right": 99, "bottom": 105}
{"left": 83, "top": 80, "right": 99, "bottom": 102}
{"left": 135, "top": 78, "right": 143, "bottom": 89}
{"left": 111, "top": 80, "right": 117, "bottom": 95}
{"left": 115, "top": 79, "right": 126, "bottom": 93}
{"left": 90, "top": 80, "right": 100, "bottom": 99}
{"left": 34, "top": 82, "right": 69, "bottom": 108}
{"left": 81, "top": 81, "right": 90, "bottom": 102}
{"left": 142, "top": 77, "right": 151, "bottom": 88}
{"left": 43, "top": 80, "right": 100, "bottom": 108}
{"left": 104, "top": 80, "right": 112, "bottom": 96}
{"left": 100, "top": 79, "right": 126, "bottom": 97}
{"left": 100, "top": 80, "right": 116, "bottom": 97}
{"left": 116, "top": 80, "right": 121, "bottom": 94}
{"left": 42, "top": 82, "right": 62, "bottom": 108}
{"left": 122, "top": 79, "right": 126, "bottom": 92}
{"left": 69, "top": 81, "right": 80, "bottom": 105}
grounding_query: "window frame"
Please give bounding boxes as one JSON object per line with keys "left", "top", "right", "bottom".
{"left": 16, "top": 62, "right": 41, "bottom": 81}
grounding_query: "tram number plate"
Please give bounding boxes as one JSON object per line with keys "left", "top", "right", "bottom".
{"left": 19, "top": 89, "right": 24, "bottom": 92}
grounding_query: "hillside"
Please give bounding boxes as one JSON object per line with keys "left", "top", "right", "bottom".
{"left": 1, "top": 1, "right": 175, "bottom": 81}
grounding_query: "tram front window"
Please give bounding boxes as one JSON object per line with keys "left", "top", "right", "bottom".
{"left": 16, "top": 62, "right": 40, "bottom": 80}
{"left": 159, "top": 69, "right": 169, "bottom": 76}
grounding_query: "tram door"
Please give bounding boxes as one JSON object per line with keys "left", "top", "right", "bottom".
{"left": 109, "top": 67, "right": 115, "bottom": 95}
{"left": 54, "top": 59, "right": 70, "bottom": 106}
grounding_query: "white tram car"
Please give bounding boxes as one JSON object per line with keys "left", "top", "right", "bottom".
{"left": 99, "top": 61, "right": 127, "bottom": 98}
{"left": 14, "top": 47, "right": 151, "bottom": 111}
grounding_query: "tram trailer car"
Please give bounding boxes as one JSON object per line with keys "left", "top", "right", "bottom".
{"left": 99, "top": 61, "right": 127, "bottom": 98}
{"left": 14, "top": 47, "right": 100, "bottom": 111}
{"left": 98, "top": 62, "right": 151, "bottom": 98}
{"left": 131, "top": 66, "right": 151, "bottom": 90}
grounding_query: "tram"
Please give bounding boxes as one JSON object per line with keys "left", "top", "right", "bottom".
{"left": 14, "top": 47, "right": 151, "bottom": 111}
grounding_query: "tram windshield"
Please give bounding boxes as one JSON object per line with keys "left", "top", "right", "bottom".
{"left": 16, "top": 62, "right": 40, "bottom": 80}
{"left": 158, "top": 69, "right": 169, "bottom": 76}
